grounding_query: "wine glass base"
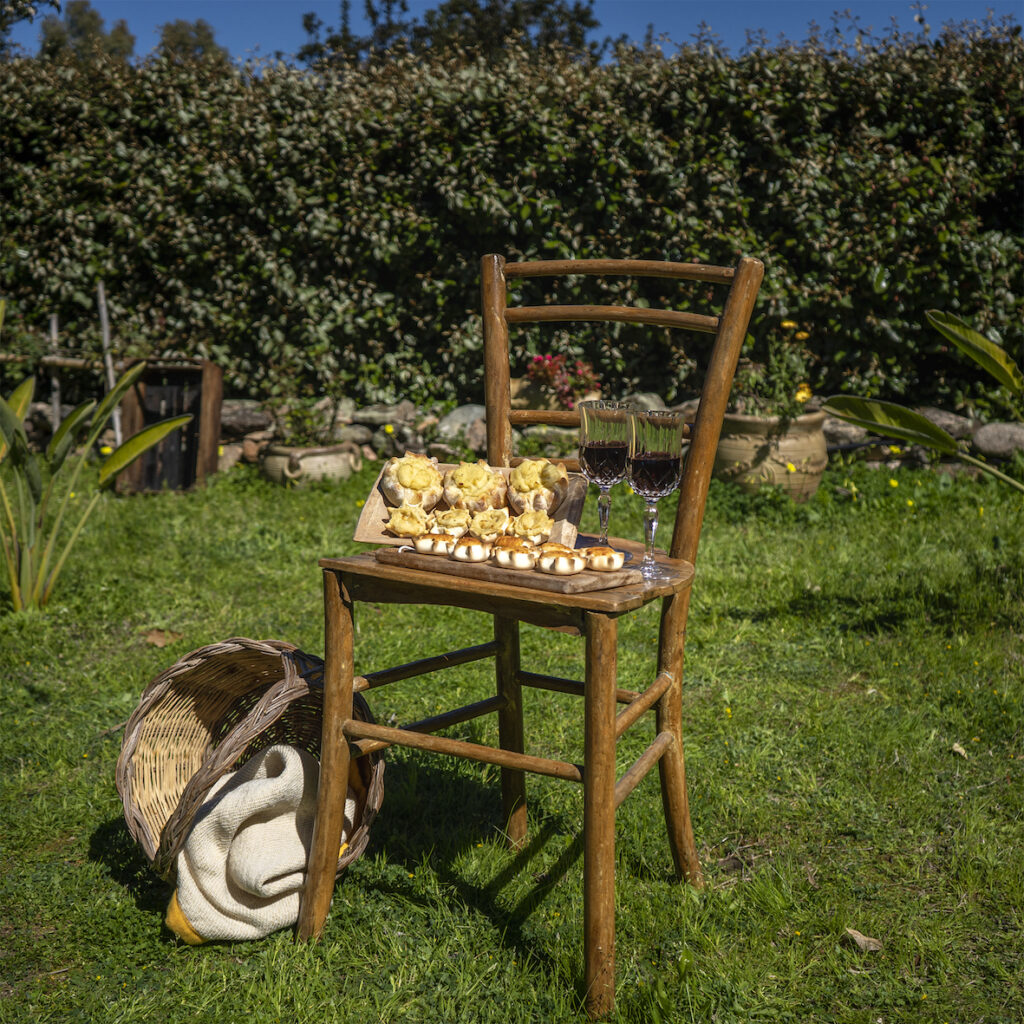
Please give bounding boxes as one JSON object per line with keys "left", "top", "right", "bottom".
{"left": 637, "top": 560, "right": 673, "bottom": 583}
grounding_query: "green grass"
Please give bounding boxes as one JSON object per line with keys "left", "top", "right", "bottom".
{"left": 1, "top": 458, "right": 1022, "bottom": 1023}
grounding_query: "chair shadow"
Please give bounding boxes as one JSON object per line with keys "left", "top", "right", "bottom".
{"left": 88, "top": 816, "right": 171, "bottom": 917}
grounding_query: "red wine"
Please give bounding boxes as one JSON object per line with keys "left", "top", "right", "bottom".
{"left": 628, "top": 452, "right": 681, "bottom": 499}
{"left": 580, "top": 440, "right": 628, "bottom": 487}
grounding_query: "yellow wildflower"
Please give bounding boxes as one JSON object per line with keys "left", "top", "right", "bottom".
{"left": 794, "top": 383, "right": 812, "bottom": 404}
{"left": 889, "top": 478, "right": 898, "bottom": 488}
{"left": 794, "top": 331, "right": 810, "bottom": 341}
{"left": 384, "top": 423, "right": 394, "bottom": 435}
{"left": 780, "top": 320, "right": 797, "bottom": 330}
{"left": 99, "top": 445, "right": 113, "bottom": 456}
{"left": 786, "top": 462, "right": 797, "bottom": 473}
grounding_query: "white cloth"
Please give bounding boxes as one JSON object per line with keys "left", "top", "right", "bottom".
{"left": 173, "top": 744, "right": 356, "bottom": 942}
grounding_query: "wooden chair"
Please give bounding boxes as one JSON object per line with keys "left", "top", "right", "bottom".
{"left": 297, "top": 254, "right": 764, "bottom": 1018}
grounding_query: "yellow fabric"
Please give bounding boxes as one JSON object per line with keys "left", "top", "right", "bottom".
{"left": 165, "top": 889, "right": 206, "bottom": 945}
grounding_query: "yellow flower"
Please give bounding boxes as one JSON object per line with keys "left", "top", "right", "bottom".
{"left": 906, "top": 499, "right": 914, "bottom": 508}
{"left": 794, "top": 331, "right": 810, "bottom": 341}
{"left": 889, "top": 478, "right": 899, "bottom": 488}
{"left": 356, "top": 499, "right": 365, "bottom": 508}
{"left": 99, "top": 445, "right": 113, "bottom": 456}
{"left": 794, "top": 383, "right": 812, "bottom": 404}
{"left": 780, "top": 320, "right": 797, "bottom": 330}
{"left": 786, "top": 462, "right": 796, "bottom": 473}
{"left": 384, "top": 423, "right": 394, "bottom": 435}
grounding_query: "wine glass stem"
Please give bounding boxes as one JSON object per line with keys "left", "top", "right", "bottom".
{"left": 597, "top": 489, "right": 611, "bottom": 545}
{"left": 642, "top": 500, "right": 660, "bottom": 566}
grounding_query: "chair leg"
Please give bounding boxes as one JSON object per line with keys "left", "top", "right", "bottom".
{"left": 297, "top": 568, "right": 355, "bottom": 940}
{"left": 583, "top": 611, "right": 617, "bottom": 1019}
{"left": 656, "top": 593, "right": 704, "bottom": 887}
{"left": 495, "top": 615, "right": 527, "bottom": 848}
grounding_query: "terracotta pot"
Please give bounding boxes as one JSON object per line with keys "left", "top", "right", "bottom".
{"left": 712, "top": 410, "right": 828, "bottom": 502}
{"left": 259, "top": 441, "right": 363, "bottom": 487}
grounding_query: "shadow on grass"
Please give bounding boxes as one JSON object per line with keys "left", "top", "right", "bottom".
{"left": 89, "top": 817, "right": 170, "bottom": 918}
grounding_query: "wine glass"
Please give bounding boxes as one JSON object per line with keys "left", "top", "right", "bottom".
{"left": 627, "top": 409, "right": 686, "bottom": 582}
{"left": 578, "top": 400, "right": 631, "bottom": 546}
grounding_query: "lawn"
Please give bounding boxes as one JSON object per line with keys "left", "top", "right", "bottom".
{"left": 1, "top": 457, "right": 1021, "bottom": 1023}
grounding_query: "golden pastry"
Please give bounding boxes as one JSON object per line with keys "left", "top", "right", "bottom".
{"left": 413, "top": 532, "right": 457, "bottom": 555}
{"left": 507, "top": 458, "right": 569, "bottom": 514}
{"left": 451, "top": 536, "right": 492, "bottom": 562}
{"left": 510, "top": 509, "right": 554, "bottom": 543}
{"left": 493, "top": 540, "right": 538, "bottom": 570}
{"left": 442, "top": 460, "right": 507, "bottom": 512}
{"left": 469, "top": 508, "right": 510, "bottom": 542}
{"left": 582, "top": 546, "right": 625, "bottom": 572}
{"left": 537, "top": 548, "right": 586, "bottom": 576}
{"left": 385, "top": 503, "right": 429, "bottom": 538}
{"left": 429, "top": 507, "right": 472, "bottom": 538}
{"left": 379, "top": 452, "right": 444, "bottom": 510}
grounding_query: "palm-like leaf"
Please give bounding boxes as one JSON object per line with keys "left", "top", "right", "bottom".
{"left": 926, "top": 310, "right": 1024, "bottom": 395}
{"left": 823, "top": 397, "right": 959, "bottom": 455}
{"left": 97, "top": 416, "right": 193, "bottom": 486}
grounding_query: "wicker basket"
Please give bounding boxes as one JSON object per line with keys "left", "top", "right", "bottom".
{"left": 116, "top": 637, "right": 384, "bottom": 882}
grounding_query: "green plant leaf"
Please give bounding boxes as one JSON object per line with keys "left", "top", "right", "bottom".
{"left": 926, "top": 310, "right": 1024, "bottom": 395}
{"left": 46, "top": 400, "right": 97, "bottom": 470}
{"left": 822, "top": 396, "right": 959, "bottom": 455}
{"left": 97, "top": 415, "right": 192, "bottom": 487}
{"left": 86, "top": 362, "right": 148, "bottom": 449}
{"left": 0, "top": 378, "right": 35, "bottom": 463}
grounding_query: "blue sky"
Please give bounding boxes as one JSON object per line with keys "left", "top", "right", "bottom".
{"left": 8, "top": 1, "right": 1021, "bottom": 60}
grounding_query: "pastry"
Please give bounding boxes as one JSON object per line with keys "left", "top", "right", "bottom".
{"left": 583, "top": 546, "right": 625, "bottom": 572}
{"left": 469, "top": 508, "right": 510, "bottom": 542}
{"left": 493, "top": 539, "right": 538, "bottom": 570}
{"left": 380, "top": 452, "right": 443, "bottom": 510}
{"left": 507, "top": 458, "right": 570, "bottom": 514}
{"left": 413, "top": 532, "right": 457, "bottom": 555}
{"left": 442, "top": 460, "right": 507, "bottom": 512}
{"left": 510, "top": 509, "right": 554, "bottom": 543}
{"left": 537, "top": 545, "right": 586, "bottom": 576}
{"left": 385, "top": 503, "right": 430, "bottom": 538}
{"left": 451, "top": 536, "right": 492, "bottom": 562}
{"left": 429, "top": 507, "right": 472, "bottom": 538}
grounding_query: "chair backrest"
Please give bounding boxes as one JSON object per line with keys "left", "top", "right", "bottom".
{"left": 480, "top": 254, "right": 764, "bottom": 565}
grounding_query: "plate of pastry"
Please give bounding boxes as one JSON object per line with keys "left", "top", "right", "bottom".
{"left": 353, "top": 453, "right": 587, "bottom": 549}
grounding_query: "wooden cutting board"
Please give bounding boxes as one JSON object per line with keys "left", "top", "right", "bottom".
{"left": 373, "top": 546, "right": 642, "bottom": 594}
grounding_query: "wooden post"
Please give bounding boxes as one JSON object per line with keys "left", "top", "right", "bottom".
{"left": 48, "top": 314, "right": 61, "bottom": 429}
{"left": 96, "top": 282, "right": 122, "bottom": 446}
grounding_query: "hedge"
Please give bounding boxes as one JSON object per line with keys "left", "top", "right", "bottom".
{"left": 1, "top": 19, "right": 1021, "bottom": 414}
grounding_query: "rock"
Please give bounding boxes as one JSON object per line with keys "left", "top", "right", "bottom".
{"left": 436, "top": 404, "right": 487, "bottom": 440}
{"left": 668, "top": 398, "right": 701, "bottom": 421}
{"left": 354, "top": 400, "right": 418, "bottom": 427}
{"left": 427, "top": 442, "right": 462, "bottom": 461}
{"left": 823, "top": 416, "right": 868, "bottom": 448}
{"left": 620, "top": 392, "right": 666, "bottom": 411}
{"left": 333, "top": 423, "right": 374, "bottom": 446}
{"left": 219, "top": 400, "right": 273, "bottom": 439}
{"left": 971, "top": 422, "right": 1024, "bottom": 460}
{"left": 218, "top": 442, "right": 244, "bottom": 472}
{"left": 914, "top": 407, "right": 976, "bottom": 440}
{"left": 464, "top": 417, "right": 488, "bottom": 454}
{"left": 241, "top": 430, "right": 274, "bottom": 463}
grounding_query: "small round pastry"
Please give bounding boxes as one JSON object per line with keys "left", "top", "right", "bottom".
{"left": 413, "top": 532, "right": 457, "bottom": 555}
{"left": 469, "top": 507, "right": 510, "bottom": 543}
{"left": 451, "top": 536, "right": 492, "bottom": 562}
{"left": 380, "top": 452, "right": 443, "bottom": 510}
{"left": 429, "top": 507, "right": 472, "bottom": 538}
{"left": 385, "top": 503, "right": 430, "bottom": 538}
{"left": 510, "top": 509, "right": 554, "bottom": 544}
{"left": 583, "top": 546, "right": 625, "bottom": 572}
{"left": 493, "top": 539, "right": 538, "bottom": 570}
{"left": 442, "top": 460, "right": 507, "bottom": 512}
{"left": 537, "top": 546, "right": 586, "bottom": 576}
{"left": 507, "top": 458, "right": 570, "bottom": 515}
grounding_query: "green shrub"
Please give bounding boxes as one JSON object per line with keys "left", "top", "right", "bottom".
{"left": 1, "top": 18, "right": 1021, "bottom": 411}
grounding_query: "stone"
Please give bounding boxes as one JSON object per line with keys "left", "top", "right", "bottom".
{"left": 219, "top": 400, "right": 273, "bottom": 439}
{"left": 823, "top": 416, "right": 868, "bottom": 448}
{"left": 914, "top": 407, "right": 976, "bottom": 440}
{"left": 464, "top": 417, "right": 488, "bottom": 454}
{"left": 436, "top": 404, "right": 487, "bottom": 440}
{"left": 217, "top": 442, "right": 244, "bottom": 472}
{"left": 971, "top": 422, "right": 1024, "bottom": 460}
{"left": 332, "top": 423, "right": 374, "bottom": 446}
{"left": 620, "top": 392, "right": 666, "bottom": 411}
{"left": 354, "top": 400, "right": 417, "bottom": 427}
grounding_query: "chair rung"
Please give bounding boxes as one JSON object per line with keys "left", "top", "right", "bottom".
{"left": 345, "top": 718, "right": 584, "bottom": 782}
{"left": 520, "top": 671, "right": 639, "bottom": 705}
{"left": 351, "top": 696, "right": 506, "bottom": 756}
{"left": 615, "top": 672, "right": 673, "bottom": 738}
{"left": 354, "top": 641, "right": 500, "bottom": 693}
{"left": 506, "top": 305, "right": 720, "bottom": 334}
{"left": 614, "top": 731, "right": 675, "bottom": 809}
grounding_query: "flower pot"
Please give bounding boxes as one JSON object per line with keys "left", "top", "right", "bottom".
{"left": 259, "top": 442, "right": 362, "bottom": 487}
{"left": 712, "top": 410, "right": 828, "bottom": 502}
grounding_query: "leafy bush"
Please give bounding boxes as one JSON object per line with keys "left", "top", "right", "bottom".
{"left": 1, "top": 17, "right": 1021, "bottom": 412}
